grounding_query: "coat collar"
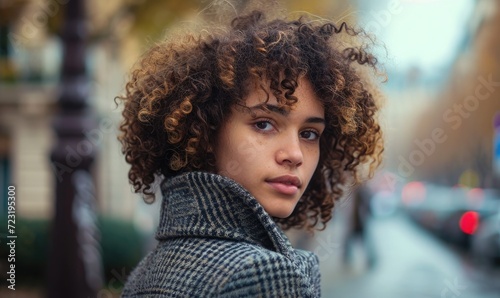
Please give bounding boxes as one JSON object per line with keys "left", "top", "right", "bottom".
{"left": 156, "top": 171, "right": 295, "bottom": 258}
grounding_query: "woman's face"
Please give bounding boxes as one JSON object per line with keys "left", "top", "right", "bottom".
{"left": 214, "top": 78, "right": 325, "bottom": 218}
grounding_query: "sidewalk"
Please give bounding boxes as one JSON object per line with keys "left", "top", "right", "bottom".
{"left": 315, "top": 212, "right": 500, "bottom": 298}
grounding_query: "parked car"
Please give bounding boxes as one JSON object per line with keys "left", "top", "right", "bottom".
{"left": 403, "top": 183, "right": 499, "bottom": 248}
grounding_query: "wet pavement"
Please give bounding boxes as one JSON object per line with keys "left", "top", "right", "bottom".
{"left": 309, "top": 210, "right": 500, "bottom": 298}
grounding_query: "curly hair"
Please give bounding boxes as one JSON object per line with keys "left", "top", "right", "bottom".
{"left": 117, "top": 10, "right": 384, "bottom": 231}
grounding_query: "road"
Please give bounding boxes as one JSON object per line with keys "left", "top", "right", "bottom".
{"left": 300, "top": 210, "right": 500, "bottom": 298}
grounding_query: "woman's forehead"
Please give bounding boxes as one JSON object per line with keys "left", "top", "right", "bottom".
{"left": 236, "top": 78, "right": 325, "bottom": 119}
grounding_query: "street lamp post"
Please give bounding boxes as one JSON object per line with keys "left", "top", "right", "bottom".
{"left": 47, "top": 0, "right": 103, "bottom": 297}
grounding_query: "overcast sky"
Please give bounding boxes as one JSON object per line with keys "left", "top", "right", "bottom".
{"left": 359, "top": 0, "right": 475, "bottom": 73}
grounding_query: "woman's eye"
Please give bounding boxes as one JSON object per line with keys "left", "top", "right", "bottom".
{"left": 254, "top": 121, "right": 274, "bottom": 132}
{"left": 301, "top": 130, "right": 320, "bottom": 141}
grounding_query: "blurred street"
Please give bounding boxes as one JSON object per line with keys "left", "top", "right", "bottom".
{"left": 312, "top": 210, "right": 500, "bottom": 298}
{"left": 1, "top": 0, "right": 500, "bottom": 296}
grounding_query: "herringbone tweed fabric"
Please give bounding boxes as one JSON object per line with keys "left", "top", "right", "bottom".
{"left": 121, "top": 172, "right": 321, "bottom": 297}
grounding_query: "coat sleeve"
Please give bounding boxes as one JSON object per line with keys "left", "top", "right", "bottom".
{"left": 217, "top": 253, "right": 319, "bottom": 298}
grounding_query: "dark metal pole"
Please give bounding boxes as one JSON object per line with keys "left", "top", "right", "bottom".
{"left": 48, "top": 0, "right": 103, "bottom": 297}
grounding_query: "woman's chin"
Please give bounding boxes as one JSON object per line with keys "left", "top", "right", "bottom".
{"left": 264, "top": 206, "right": 295, "bottom": 219}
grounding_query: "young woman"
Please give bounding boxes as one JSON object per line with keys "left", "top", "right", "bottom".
{"left": 117, "top": 9, "right": 383, "bottom": 297}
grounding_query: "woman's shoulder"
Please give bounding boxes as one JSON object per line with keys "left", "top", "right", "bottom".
{"left": 161, "top": 236, "right": 297, "bottom": 271}
{"left": 121, "top": 237, "right": 319, "bottom": 297}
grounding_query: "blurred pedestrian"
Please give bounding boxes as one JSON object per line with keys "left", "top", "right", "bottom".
{"left": 116, "top": 4, "right": 383, "bottom": 297}
{"left": 343, "top": 184, "right": 376, "bottom": 269}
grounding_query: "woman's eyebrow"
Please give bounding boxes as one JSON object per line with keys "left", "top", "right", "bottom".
{"left": 247, "top": 103, "right": 325, "bottom": 124}
{"left": 248, "top": 103, "right": 289, "bottom": 116}
{"left": 305, "top": 117, "right": 326, "bottom": 125}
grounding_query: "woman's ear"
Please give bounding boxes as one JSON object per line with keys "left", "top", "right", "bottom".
{"left": 206, "top": 139, "right": 215, "bottom": 153}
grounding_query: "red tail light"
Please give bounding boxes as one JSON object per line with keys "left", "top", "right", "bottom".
{"left": 459, "top": 211, "right": 479, "bottom": 235}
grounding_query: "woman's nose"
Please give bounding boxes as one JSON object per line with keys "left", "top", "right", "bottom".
{"left": 276, "top": 135, "right": 303, "bottom": 167}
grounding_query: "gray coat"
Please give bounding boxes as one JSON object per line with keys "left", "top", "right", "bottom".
{"left": 121, "top": 172, "right": 321, "bottom": 297}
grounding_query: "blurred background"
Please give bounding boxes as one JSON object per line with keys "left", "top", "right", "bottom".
{"left": 0, "top": 0, "right": 499, "bottom": 297}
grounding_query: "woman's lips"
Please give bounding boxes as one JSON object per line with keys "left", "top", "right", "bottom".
{"left": 265, "top": 175, "right": 301, "bottom": 196}
{"left": 266, "top": 182, "right": 299, "bottom": 195}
